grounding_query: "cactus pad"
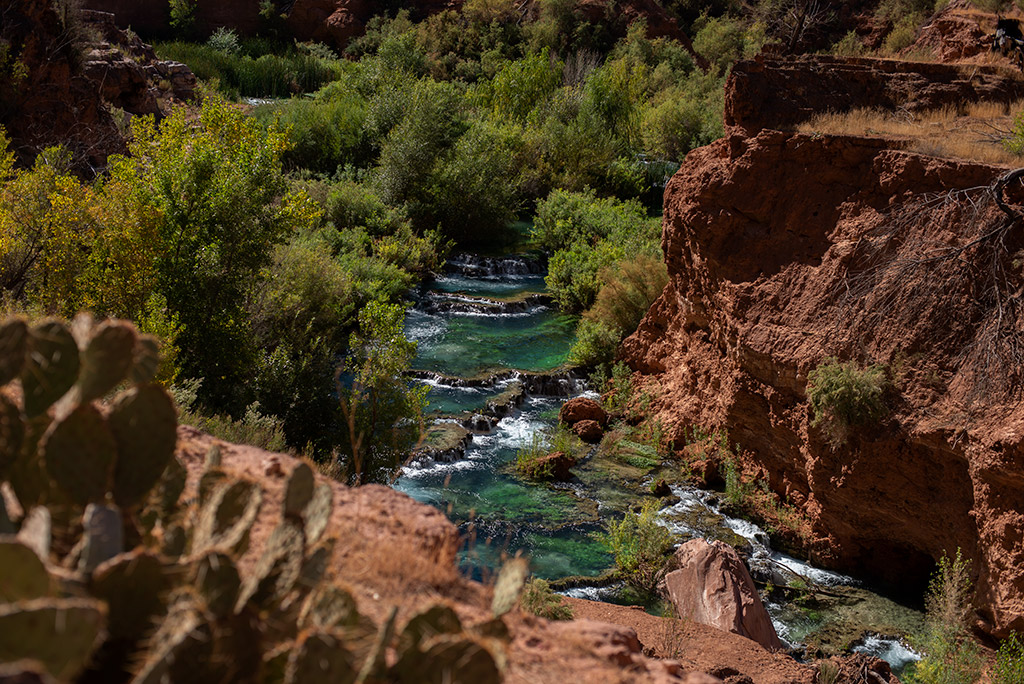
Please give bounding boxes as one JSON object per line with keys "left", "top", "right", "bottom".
{"left": 491, "top": 556, "right": 529, "bottom": 617}
{"left": 298, "top": 585, "right": 359, "bottom": 631}
{"left": 192, "top": 479, "right": 262, "bottom": 557}
{"left": 393, "top": 635, "right": 501, "bottom": 684}
{"left": 303, "top": 482, "right": 333, "bottom": 546}
{"left": 0, "top": 540, "right": 52, "bottom": 602}
{"left": 16, "top": 507, "right": 51, "bottom": 560}
{"left": 91, "top": 550, "right": 169, "bottom": 641}
{"left": 77, "top": 321, "right": 137, "bottom": 402}
{"left": 133, "top": 593, "right": 213, "bottom": 684}
{"left": 0, "top": 317, "right": 28, "bottom": 386}
{"left": 0, "top": 598, "right": 107, "bottom": 681}
{"left": 235, "top": 520, "right": 304, "bottom": 613}
{"left": 130, "top": 335, "right": 161, "bottom": 385}
{"left": 162, "top": 522, "right": 188, "bottom": 558}
{"left": 21, "top": 320, "right": 80, "bottom": 417}
{"left": 153, "top": 456, "right": 187, "bottom": 519}
{"left": 284, "top": 462, "right": 314, "bottom": 520}
{"left": 203, "top": 444, "right": 221, "bottom": 472}
{"left": 399, "top": 605, "right": 462, "bottom": 654}
{"left": 79, "top": 504, "right": 124, "bottom": 573}
{"left": 296, "top": 538, "right": 334, "bottom": 593}
{"left": 41, "top": 403, "right": 116, "bottom": 506}
{"left": 285, "top": 632, "right": 357, "bottom": 684}
{"left": 193, "top": 552, "right": 241, "bottom": 618}
{"left": 108, "top": 384, "right": 177, "bottom": 508}
{"left": 0, "top": 392, "right": 24, "bottom": 475}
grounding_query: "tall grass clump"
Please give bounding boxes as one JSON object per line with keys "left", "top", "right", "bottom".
{"left": 155, "top": 42, "right": 344, "bottom": 97}
{"left": 906, "top": 549, "right": 982, "bottom": 684}
{"left": 598, "top": 499, "right": 673, "bottom": 596}
{"left": 521, "top": 578, "right": 574, "bottom": 620}
{"left": 994, "top": 631, "right": 1024, "bottom": 683}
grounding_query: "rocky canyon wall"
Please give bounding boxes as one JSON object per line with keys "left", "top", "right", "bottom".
{"left": 623, "top": 55, "right": 1024, "bottom": 638}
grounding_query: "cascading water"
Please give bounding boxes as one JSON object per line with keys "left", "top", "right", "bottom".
{"left": 394, "top": 250, "right": 923, "bottom": 675}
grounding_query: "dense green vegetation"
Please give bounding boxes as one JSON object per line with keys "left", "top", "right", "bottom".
{"left": 5, "top": 0, "right": 935, "bottom": 478}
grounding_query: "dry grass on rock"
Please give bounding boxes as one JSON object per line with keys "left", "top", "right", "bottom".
{"left": 797, "top": 100, "right": 1024, "bottom": 165}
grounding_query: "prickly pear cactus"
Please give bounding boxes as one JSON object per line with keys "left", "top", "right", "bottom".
{"left": 109, "top": 384, "right": 178, "bottom": 508}
{"left": 0, "top": 597, "right": 107, "bottom": 681}
{"left": 284, "top": 462, "right": 315, "bottom": 520}
{"left": 21, "top": 320, "right": 80, "bottom": 418}
{"left": 78, "top": 321, "right": 137, "bottom": 403}
{"left": 0, "top": 392, "right": 23, "bottom": 475}
{"left": 0, "top": 317, "right": 28, "bottom": 386}
{"left": 41, "top": 404, "right": 116, "bottom": 506}
{"left": 91, "top": 550, "right": 169, "bottom": 642}
{"left": 491, "top": 556, "right": 529, "bottom": 617}
{"left": 284, "top": 631, "right": 357, "bottom": 684}
{"left": 0, "top": 540, "right": 52, "bottom": 602}
{"left": 303, "top": 482, "right": 333, "bottom": 546}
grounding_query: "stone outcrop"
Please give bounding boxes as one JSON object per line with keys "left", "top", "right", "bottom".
{"left": 663, "top": 540, "right": 784, "bottom": 652}
{"left": 0, "top": 2, "right": 196, "bottom": 172}
{"left": 572, "top": 419, "right": 604, "bottom": 443}
{"left": 622, "top": 54, "right": 1024, "bottom": 638}
{"left": 530, "top": 450, "right": 577, "bottom": 481}
{"left": 559, "top": 397, "right": 608, "bottom": 428}
{"left": 725, "top": 55, "right": 1024, "bottom": 136}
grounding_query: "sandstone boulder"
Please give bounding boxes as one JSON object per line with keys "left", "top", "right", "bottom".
{"left": 525, "top": 451, "right": 577, "bottom": 481}
{"left": 664, "top": 539, "right": 784, "bottom": 651}
{"left": 559, "top": 397, "right": 608, "bottom": 427}
{"left": 572, "top": 419, "right": 604, "bottom": 443}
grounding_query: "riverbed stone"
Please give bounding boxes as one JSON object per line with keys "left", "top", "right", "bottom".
{"left": 528, "top": 451, "right": 577, "bottom": 481}
{"left": 559, "top": 398, "right": 608, "bottom": 427}
{"left": 664, "top": 539, "right": 784, "bottom": 652}
{"left": 573, "top": 419, "right": 604, "bottom": 443}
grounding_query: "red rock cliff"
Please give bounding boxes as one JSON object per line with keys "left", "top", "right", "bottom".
{"left": 623, "top": 56, "right": 1024, "bottom": 638}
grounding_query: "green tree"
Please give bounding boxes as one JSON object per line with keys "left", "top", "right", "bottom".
{"left": 339, "top": 301, "right": 428, "bottom": 485}
{"left": 124, "top": 98, "right": 319, "bottom": 408}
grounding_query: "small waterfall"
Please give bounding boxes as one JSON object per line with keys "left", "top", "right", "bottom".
{"left": 446, "top": 254, "right": 545, "bottom": 277}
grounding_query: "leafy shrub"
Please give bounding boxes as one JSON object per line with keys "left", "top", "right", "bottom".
{"left": 882, "top": 13, "right": 924, "bottom": 54}
{"left": 338, "top": 301, "right": 428, "bottom": 485}
{"left": 906, "top": 550, "right": 982, "bottom": 684}
{"left": 207, "top": 27, "right": 240, "bottom": 54}
{"left": 598, "top": 498, "right": 673, "bottom": 596}
{"left": 721, "top": 455, "right": 751, "bottom": 507}
{"left": 994, "top": 632, "right": 1024, "bottom": 684}
{"left": 168, "top": 0, "right": 197, "bottom": 38}
{"left": 256, "top": 89, "right": 371, "bottom": 173}
{"left": 1004, "top": 111, "right": 1024, "bottom": 156}
{"left": 155, "top": 42, "right": 344, "bottom": 97}
{"left": 807, "top": 357, "right": 890, "bottom": 447}
{"left": 831, "top": 31, "right": 866, "bottom": 57}
{"left": 521, "top": 578, "right": 574, "bottom": 620}
{"left": 569, "top": 253, "right": 667, "bottom": 370}
{"left": 535, "top": 189, "right": 660, "bottom": 312}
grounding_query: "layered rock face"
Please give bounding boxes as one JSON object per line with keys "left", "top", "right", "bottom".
{"left": 623, "top": 56, "right": 1024, "bottom": 637}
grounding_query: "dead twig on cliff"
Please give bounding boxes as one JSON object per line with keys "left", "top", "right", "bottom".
{"left": 830, "top": 170, "right": 1024, "bottom": 403}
